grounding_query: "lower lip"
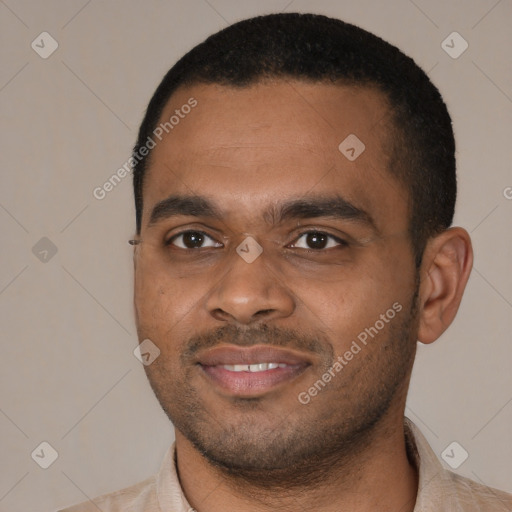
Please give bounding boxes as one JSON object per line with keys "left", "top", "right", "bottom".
{"left": 200, "top": 364, "right": 308, "bottom": 397}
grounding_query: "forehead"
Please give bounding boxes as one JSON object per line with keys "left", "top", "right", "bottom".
{"left": 142, "top": 80, "right": 408, "bottom": 233}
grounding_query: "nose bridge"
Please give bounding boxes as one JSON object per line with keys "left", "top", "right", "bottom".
{"left": 206, "top": 244, "right": 295, "bottom": 324}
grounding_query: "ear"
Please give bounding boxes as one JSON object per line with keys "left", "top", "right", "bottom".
{"left": 131, "top": 238, "right": 141, "bottom": 270}
{"left": 132, "top": 238, "right": 142, "bottom": 328}
{"left": 417, "top": 227, "right": 473, "bottom": 344}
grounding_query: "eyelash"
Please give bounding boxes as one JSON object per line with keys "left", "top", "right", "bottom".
{"left": 165, "top": 230, "right": 349, "bottom": 251}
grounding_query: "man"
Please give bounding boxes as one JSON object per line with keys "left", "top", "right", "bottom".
{"left": 61, "top": 12, "right": 512, "bottom": 512}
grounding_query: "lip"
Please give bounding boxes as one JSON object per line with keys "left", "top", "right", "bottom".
{"left": 196, "top": 345, "right": 312, "bottom": 397}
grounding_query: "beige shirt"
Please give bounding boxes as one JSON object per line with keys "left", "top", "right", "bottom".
{"left": 59, "top": 418, "right": 512, "bottom": 511}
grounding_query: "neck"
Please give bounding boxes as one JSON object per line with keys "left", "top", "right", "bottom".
{"left": 175, "top": 408, "right": 418, "bottom": 512}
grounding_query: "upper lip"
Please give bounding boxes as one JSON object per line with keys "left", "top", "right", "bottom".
{"left": 196, "top": 345, "right": 312, "bottom": 367}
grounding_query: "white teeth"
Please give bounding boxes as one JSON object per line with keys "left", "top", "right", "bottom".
{"left": 222, "top": 362, "right": 285, "bottom": 372}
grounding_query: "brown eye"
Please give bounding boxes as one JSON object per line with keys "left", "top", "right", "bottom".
{"left": 306, "top": 232, "right": 328, "bottom": 249}
{"left": 291, "top": 231, "right": 347, "bottom": 250}
{"left": 167, "top": 231, "right": 222, "bottom": 249}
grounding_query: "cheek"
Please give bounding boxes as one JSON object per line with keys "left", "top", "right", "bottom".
{"left": 134, "top": 258, "right": 211, "bottom": 336}
{"left": 299, "top": 245, "right": 415, "bottom": 351}
{"left": 299, "top": 281, "right": 388, "bottom": 347}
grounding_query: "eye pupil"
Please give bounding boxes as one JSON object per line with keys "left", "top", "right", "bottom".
{"left": 306, "top": 232, "right": 328, "bottom": 249}
{"left": 183, "top": 232, "right": 204, "bottom": 248}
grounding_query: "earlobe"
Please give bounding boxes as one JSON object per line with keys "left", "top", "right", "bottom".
{"left": 131, "top": 238, "right": 142, "bottom": 269}
{"left": 416, "top": 227, "right": 473, "bottom": 344}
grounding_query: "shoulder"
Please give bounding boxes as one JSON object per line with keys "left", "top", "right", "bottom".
{"left": 444, "top": 471, "right": 512, "bottom": 511}
{"left": 404, "top": 418, "right": 512, "bottom": 511}
{"left": 57, "top": 474, "right": 158, "bottom": 512}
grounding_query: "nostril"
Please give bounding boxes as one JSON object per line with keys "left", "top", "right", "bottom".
{"left": 211, "top": 308, "right": 230, "bottom": 321}
{"left": 255, "top": 309, "right": 274, "bottom": 317}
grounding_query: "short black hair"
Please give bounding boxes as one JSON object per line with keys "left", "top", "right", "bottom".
{"left": 132, "top": 12, "right": 456, "bottom": 267}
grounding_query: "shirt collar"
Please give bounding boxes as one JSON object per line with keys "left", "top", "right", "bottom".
{"left": 156, "top": 443, "right": 194, "bottom": 512}
{"left": 404, "top": 417, "right": 460, "bottom": 511}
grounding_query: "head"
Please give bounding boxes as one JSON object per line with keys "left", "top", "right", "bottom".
{"left": 131, "top": 13, "right": 472, "bottom": 483}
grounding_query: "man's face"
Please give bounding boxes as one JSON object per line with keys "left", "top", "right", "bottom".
{"left": 134, "top": 81, "right": 419, "bottom": 476}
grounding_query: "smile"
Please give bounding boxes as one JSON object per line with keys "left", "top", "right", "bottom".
{"left": 196, "top": 345, "right": 311, "bottom": 397}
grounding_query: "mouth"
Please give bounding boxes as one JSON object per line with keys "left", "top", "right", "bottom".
{"left": 196, "top": 345, "right": 312, "bottom": 397}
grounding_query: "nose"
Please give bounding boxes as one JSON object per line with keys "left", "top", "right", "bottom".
{"left": 205, "top": 250, "right": 296, "bottom": 325}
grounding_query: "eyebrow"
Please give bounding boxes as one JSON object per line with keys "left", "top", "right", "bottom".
{"left": 148, "top": 194, "right": 378, "bottom": 232}
{"left": 149, "top": 195, "right": 223, "bottom": 225}
{"left": 266, "top": 196, "right": 377, "bottom": 231}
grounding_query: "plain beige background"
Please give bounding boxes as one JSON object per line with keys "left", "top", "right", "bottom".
{"left": 0, "top": 1, "right": 511, "bottom": 510}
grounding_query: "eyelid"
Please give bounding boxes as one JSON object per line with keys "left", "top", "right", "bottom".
{"left": 164, "top": 222, "right": 225, "bottom": 241}
{"left": 287, "top": 230, "right": 349, "bottom": 249}
{"left": 166, "top": 229, "right": 223, "bottom": 248}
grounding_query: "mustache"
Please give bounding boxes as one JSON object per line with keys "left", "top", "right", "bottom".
{"left": 181, "top": 323, "right": 334, "bottom": 363}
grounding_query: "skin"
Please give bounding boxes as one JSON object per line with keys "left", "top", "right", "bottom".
{"left": 133, "top": 80, "right": 473, "bottom": 512}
